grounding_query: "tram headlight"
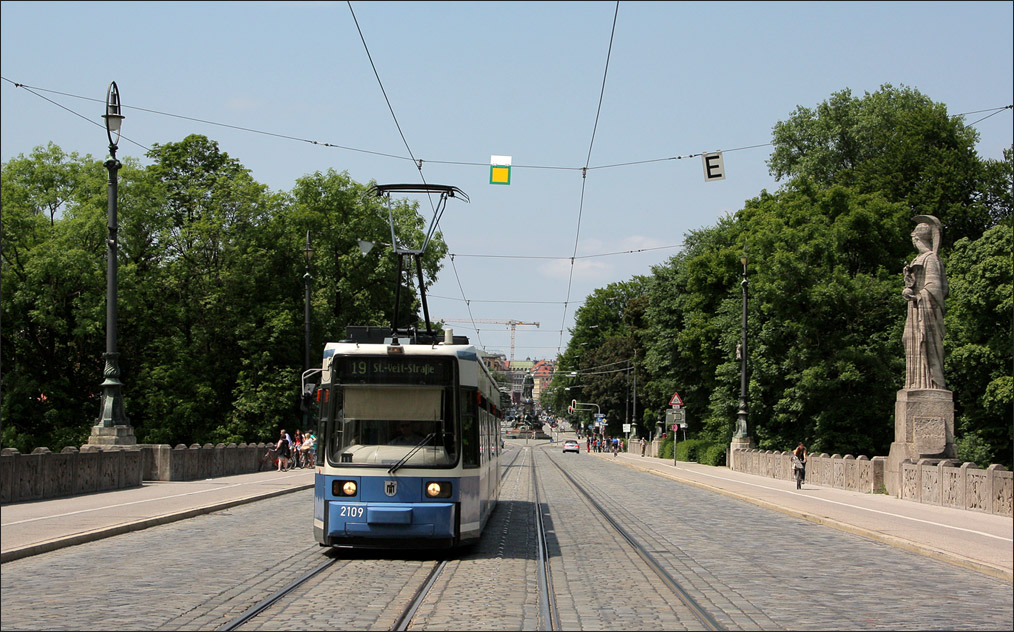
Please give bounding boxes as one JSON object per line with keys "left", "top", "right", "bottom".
{"left": 333, "top": 480, "right": 358, "bottom": 497}
{"left": 424, "top": 481, "right": 451, "bottom": 498}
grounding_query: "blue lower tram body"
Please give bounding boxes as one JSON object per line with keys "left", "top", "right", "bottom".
{"left": 314, "top": 473, "right": 480, "bottom": 549}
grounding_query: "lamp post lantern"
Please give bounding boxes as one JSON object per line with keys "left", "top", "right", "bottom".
{"left": 89, "top": 81, "right": 135, "bottom": 446}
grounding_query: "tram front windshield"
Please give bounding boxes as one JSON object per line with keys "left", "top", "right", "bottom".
{"left": 327, "top": 356, "right": 458, "bottom": 467}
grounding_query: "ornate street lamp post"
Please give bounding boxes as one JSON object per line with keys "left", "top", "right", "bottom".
{"left": 89, "top": 81, "right": 135, "bottom": 446}
{"left": 303, "top": 231, "right": 314, "bottom": 375}
{"left": 735, "top": 255, "right": 749, "bottom": 438}
{"left": 302, "top": 231, "right": 314, "bottom": 431}
{"left": 729, "top": 254, "right": 754, "bottom": 466}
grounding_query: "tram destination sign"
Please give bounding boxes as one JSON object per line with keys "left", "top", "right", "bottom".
{"left": 336, "top": 356, "right": 453, "bottom": 385}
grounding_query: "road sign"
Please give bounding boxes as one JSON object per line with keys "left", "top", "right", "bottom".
{"left": 668, "top": 391, "right": 683, "bottom": 406}
{"left": 490, "top": 155, "right": 512, "bottom": 185}
{"left": 701, "top": 151, "right": 725, "bottom": 182}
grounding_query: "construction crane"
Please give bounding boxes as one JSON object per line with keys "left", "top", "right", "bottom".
{"left": 438, "top": 319, "right": 539, "bottom": 362}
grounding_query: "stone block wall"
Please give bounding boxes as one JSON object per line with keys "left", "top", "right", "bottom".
{"left": 1, "top": 442, "right": 276, "bottom": 504}
{"left": 729, "top": 448, "right": 1012, "bottom": 517}
{"left": 140, "top": 443, "right": 271, "bottom": 481}
{"left": 1, "top": 446, "right": 143, "bottom": 504}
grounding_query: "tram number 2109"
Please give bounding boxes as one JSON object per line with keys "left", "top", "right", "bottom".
{"left": 338, "top": 505, "right": 365, "bottom": 518}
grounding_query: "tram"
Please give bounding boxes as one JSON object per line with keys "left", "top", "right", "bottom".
{"left": 312, "top": 184, "right": 502, "bottom": 550}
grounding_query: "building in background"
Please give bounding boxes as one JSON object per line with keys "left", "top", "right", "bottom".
{"left": 532, "top": 360, "right": 555, "bottom": 407}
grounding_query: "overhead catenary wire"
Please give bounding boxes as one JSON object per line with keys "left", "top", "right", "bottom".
{"left": 3, "top": 60, "right": 1011, "bottom": 361}
{"left": 3, "top": 76, "right": 1007, "bottom": 175}
{"left": 559, "top": 0, "right": 622, "bottom": 357}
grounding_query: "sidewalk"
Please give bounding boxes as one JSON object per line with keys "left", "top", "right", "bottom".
{"left": 595, "top": 449, "right": 1013, "bottom": 582}
{"left": 1, "top": 468, "right": 314, "bottom": 563}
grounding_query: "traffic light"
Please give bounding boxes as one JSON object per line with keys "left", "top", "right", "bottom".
{"left": 300, "top": 383, "right": 316, "bottom": 412}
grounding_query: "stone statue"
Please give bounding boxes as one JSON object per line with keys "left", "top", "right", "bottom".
{"left": 887, "top": 214, "right": 955, "bottom": 496}
{"left": 902, "top": 215, "right": 948, "bottom": 390}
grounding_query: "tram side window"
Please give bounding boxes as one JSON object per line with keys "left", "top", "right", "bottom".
{"left": 460, "top": 389, "right": 479, "bottom": 468}
{"left": 315, "top": 386, "right": 330, "bottom": 467}
{"left": 323, "top": 387, "right": 343, "bottom": 465}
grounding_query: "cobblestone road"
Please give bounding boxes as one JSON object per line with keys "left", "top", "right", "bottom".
{"left": 1, "top": 442, "right": 1010, "bottom": 631}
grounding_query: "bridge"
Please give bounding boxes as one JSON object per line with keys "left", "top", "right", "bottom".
{"left": 1, "top": 430, "right": 1010, "bottom": 630}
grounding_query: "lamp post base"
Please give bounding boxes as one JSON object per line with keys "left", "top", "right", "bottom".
{"left": 86, "top": 424, "right": 137, "bottom": 446}
{"left": 728, "top": 435, "right": 755, "bottom": 470}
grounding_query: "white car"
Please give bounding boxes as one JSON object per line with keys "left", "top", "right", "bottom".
{"left": 562, "top": 440, "right": 580, "bottom": 453}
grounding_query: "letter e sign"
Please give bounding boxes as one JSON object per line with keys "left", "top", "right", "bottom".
{"left": 701, "top": 151, "right": 726, "bottom": 182}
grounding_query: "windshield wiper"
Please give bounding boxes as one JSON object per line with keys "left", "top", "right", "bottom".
{"left": 387, "top": 432, "right": 436, "bottom": 474}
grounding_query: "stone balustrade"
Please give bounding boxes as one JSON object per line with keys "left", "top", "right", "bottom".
{"left": 900, "top": 458, "right": 1012, "bottom": 516}
{"left": 730, "top": 448, "right": 1012, "bottom": 517}
{"left": 1, "top": 442, "right": 277, "bottom": 504}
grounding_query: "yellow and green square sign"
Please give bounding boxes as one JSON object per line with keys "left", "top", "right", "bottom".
{"left": 490, "top": 155, "right": 512, "bottom": 185}
{"left": 490, "top": 165, "right": 511, "bottom": 185}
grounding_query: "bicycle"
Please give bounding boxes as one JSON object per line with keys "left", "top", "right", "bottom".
{"left": 791, "top": 455, "right": 805, "bottom": 489}
{"left": 260, "top": 447, "right": 279, "bottom": 471}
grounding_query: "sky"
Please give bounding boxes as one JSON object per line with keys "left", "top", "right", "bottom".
{"left": 3, "top": 1, "right": 1012, "bottom": 363}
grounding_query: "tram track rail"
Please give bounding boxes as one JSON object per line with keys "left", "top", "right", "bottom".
{"left": 220, "top": 445, "right": 525, "bottom": 632}
{"left": 391, "top": 560, "right": 447, "bottom": 631}
{"left": 390, "top": 444, "right": 530, "bottom": 630}
{"left": 541, "top": 451, "right": 725, "bottom": 632}
{"left": 218, "top": 553, "right": 340, "bottom": 631}
{"left": 532, "top": 449, "right": 560, "bottom": 631}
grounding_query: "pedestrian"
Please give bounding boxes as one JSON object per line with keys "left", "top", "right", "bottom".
{"left": 639, "top": 436, "right": 646, "bottom": 457}
{"left": 292, "top": 430, "right": 303, "bottom": 468}
{"left": 301, "top": 431, "right": 316, "bottom": 467}
{"left": 791, "top": 442, "right": 808, "bottom": 489}
{"left": 276, "top": 429, "right": 292, "bottom": 471}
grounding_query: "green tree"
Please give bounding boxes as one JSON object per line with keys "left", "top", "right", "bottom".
{"left": 945, "top": 224, "right": 1013, "bottom": 468}
{"left": 128, "top": 135, "right": 288, "bottom": 445}
{"left": 1, "top": 147, "right": 127, "bottom": 452}
{"left": 555, "top": 279, "right": 649, "bottom": 436}
{"left": 287, "top": 170, "right": 447, "bottom": 346}
{"left": 2, "top": 138, "right": 456, "bottom": 453}
{"left": 769, "top": 84, "right": 1003, "bottom": 246}
{"left": 642, "top": 216, "right": 741, "bottom": 443}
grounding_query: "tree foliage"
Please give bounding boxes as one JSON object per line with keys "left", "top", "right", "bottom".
{"left": 1, "top": 136, "right": 445, "bottom": 452}
{"left": 558, "top": 85, "right": 1011, "bottom": 467}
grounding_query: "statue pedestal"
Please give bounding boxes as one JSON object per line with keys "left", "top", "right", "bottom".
{"left": 86, "top": 424, "right": 137, "bottom": 447}
{"left": 886, "top": 389, "right": 955, "bottom": 496}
